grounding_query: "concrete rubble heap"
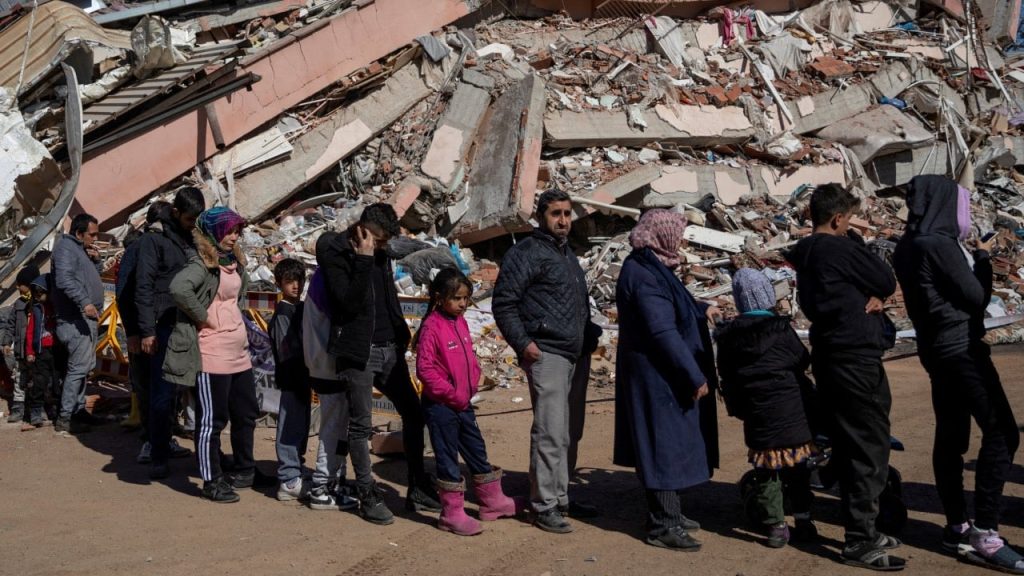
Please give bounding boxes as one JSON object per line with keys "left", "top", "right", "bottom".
{"left": 3, "top": 0, "right": 1024, "bottom": 387}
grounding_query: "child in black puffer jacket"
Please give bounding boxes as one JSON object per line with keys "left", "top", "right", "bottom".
{"left": 715, "top": 268, "right": 817, "bottom": 549}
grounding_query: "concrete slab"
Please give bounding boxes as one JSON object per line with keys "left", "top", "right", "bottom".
{"left": 421, "top": 82, "right": 491, "bottom": 187}
{"left": 453, "top": 74, "right": 546, "bottom": 245}
{"left": 642, "top": 164, "right": 751, "bottom": 207}
{"left": 818, "top": 105, "right": 935, "bottom": 163}
{"left": 866, "top": 144, "right": 955, "bottom": 189}
{"left": 232, "top": 63, "right": 433, "bottom": 220}
{"left": 756, "top": 163, "right": 848, "bottom": 199}
{"left": 582, "top": 164, "right": 662, "bottom": 215}
{"left": 545, "top": 104, "right": 755, "bottom": 149}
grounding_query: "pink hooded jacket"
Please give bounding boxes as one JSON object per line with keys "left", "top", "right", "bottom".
{"left": 415, "top": 310, "right": 481, "bottom": 411}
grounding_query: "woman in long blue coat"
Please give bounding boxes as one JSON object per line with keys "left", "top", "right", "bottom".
{"left": 613, "top": 209, "right": 720, "bottom": 551}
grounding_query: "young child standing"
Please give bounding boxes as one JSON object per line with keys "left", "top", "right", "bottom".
{"left": 2, "top": 266, "right": 40, "bottom": 424}
{"left": 270, "top": 258, "right": 312, "bottom": 501}
{"left": 786, "top": 183, "right": 903, "bottom": 571}
{"left": 715, "top": 268, "right": 816, "bottom": 548}
{"left": 23, "top": 275, "right": 57, "bottom": 429}
{"left": 415, "top": 268, "right": 518, "bottom": 536}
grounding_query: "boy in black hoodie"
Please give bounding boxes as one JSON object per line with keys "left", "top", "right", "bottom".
{"left": 786, "top": 183, "right": 903, "bottom": 571}
{"left": 893, "top": 175, "right": 1022, "bottom": 573}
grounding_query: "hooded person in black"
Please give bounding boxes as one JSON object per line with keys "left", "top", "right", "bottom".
{"left": 785, "top": 183, "right": 903, "bottom": 571}
{"left": 893, "top": 175, "right": 1022, "bottom": 573}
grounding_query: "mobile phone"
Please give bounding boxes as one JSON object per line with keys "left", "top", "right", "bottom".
{"left": 981, "top": 231, "right": 997, "bottom": 242}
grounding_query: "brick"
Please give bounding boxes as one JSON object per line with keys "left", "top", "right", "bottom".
{"left": 809, "top": 56, "right": 856, "bottom": 79}
{"left": 705, "top": 85, "right": 728, "bottom": 107}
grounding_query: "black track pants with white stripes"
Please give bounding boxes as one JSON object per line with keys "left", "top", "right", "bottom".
{"left": 194, "top": 370, "right": 258, "bottom": 483}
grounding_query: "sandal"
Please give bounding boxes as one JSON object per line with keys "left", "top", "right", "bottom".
{"left": 842, "top": 544, "right": 907, "bottom": 572}
{"left": 963, "top": 546, "right": 1024, "bottom": 575}
{"left": 876, "top": 533, "right": 902, "bottom": 550}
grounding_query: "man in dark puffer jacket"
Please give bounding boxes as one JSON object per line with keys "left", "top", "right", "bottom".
{"left": 493, "top": 190, "right": 601, "bottom": 534}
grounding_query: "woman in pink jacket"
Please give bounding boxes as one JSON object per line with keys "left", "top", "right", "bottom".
{"left": 415, "top": 268, "right": 519, "bottom": 535}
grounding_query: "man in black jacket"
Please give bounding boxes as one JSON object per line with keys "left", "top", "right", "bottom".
{"left": 493, "top": 190, "right": 601, "bottom": 534}
{"left": 134, "top": 188, "right": 204, "bottom": 479}
{"left": 894, "top": 176, "right": 1021, "bottom": 572}
{"left": 316, "top": 203, "right": 440, "bottom": 525}
{"left": 786, "top": 183, "right": 904, "bottom": 571}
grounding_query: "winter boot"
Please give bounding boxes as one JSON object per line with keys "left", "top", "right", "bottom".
{"left": 7, "top": 402, "right": 24, "bottom": 423}
{"left": 437, "top": 478, "right": 482, "bottom": 536}
{"left": 472, "top": 466, "right": 519, "bottom": 521}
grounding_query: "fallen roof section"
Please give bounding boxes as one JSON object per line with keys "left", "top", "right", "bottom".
{"left": 0, "top": 1, "right": 132, "bottom": 93}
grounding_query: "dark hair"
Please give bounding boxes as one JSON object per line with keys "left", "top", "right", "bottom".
{"left": 537, "top": 189, "right": 571, "bottom": 218}
{"left": 809, "top": 183, "right": 860, "bottom": 227}
{"left": 173, "top": 187, "right": 206, "bottom": 217}
{"left": 274, "top": 258, "right": 305, "bottom": 287}
{"left": 412, "top": 267, "right": 473, "bottom": 349}
{"left": 147, "top": 201, "right": 172, "bottom": 224}
{"left": 359, "top": 203, "right": 400, "bottom": 238}
{"left": 70, "top": 213, "right": 98, "bottom": 236}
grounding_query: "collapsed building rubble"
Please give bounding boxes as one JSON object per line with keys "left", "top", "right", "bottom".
{"left": 1, "top": 0, "right": 1024, "bottom": 392}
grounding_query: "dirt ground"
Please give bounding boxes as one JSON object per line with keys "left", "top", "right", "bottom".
{"left": 2, "top": 346, "right": 1024, "bottom": 576}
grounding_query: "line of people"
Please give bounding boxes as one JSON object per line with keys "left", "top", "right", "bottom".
{"left": 3, "top": 180, "right": 1019, "bottom": 573}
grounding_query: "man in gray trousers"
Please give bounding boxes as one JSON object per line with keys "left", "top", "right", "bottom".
{"left": 493, "top": 190, "right": 602, "bottom": 534}
{"left": 52, "top": 213, "right": 105, "bottom": 434}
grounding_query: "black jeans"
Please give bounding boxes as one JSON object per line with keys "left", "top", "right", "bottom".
{"left": 424, "top": 400, "right": 491, "bottom": 483}
{"left": 813, "top": 353, "right": 892, "bottom": 544}
{"left": 341, "top": 344, "right": 427, "bottom": 489}
{"left": 194, "top": 370, "right": 258, "bottom": 482}
{"left": 25, "top": 349, "right": 54, "bottom": 411}
{"left": 149, "top": 324, "right": 176, "bottom": 464}
{"left": 922, "top": 343, "right": 1019, "bottom": 530}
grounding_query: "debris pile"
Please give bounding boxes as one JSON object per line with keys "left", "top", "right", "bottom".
{"left": 2, "top": 0, "right": 1024, "bottom": 379}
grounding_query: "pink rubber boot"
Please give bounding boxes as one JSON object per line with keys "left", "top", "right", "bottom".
{"left": 473, "top": 466, "right": 520, "bottom": 521}
{"left": 437, "top": 478, "right": 483, "bottom": 536}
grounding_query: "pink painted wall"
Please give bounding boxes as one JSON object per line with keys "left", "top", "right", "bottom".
{"left": 78, "top": 0, "right": 472, "bottom": 225}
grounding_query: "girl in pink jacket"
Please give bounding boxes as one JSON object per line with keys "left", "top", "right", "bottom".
{"left": 416, "top": 268, "right": 519, "bottom": 535}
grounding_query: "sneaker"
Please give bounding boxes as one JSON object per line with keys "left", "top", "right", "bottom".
{"left": 358, "top": 484, "right": 395, "bottom": 525}
{"left": 406, "top": 484, "right": 442, "bottom": 513}
{"left": 202, "top": 478, "right": 240, "bottom": 504}
{"left": 54, "top": 417, "right": 70, "bottom": 433}
{"left": 150, "top": 462, "right": 170, "bottom": 480}
{"left": 168, "top": 438, "right": 192, "bottom": 459}
{"left": 534, "top": 508, "right": 573, "bottom": 534}
{"left": 277, "top": 477, "right": 308, "bottom": 502}
{"left": 29, "top": 407, "right": 44, "bottom": 427}
{"left": 558, "top": 501, "right": 600, "bottom": 519}
{"left": 308, "top": 485, "right": 337, "bottom": 510}
{"left": 942, "top": 522, "right": 973, "bottom": 555}
{"left": 766, "top": 522, "right": 790, "bottom": 548}
{"left": 336, "top": 492, "right": 359, "bottom": 511}
{"left": 137, "top": 442, "right": 153, "bottom": 464}
{"left": 841, "top": 539, "right": 906, "bottom": 571}
{"left": 646, "top": 525, "right": 701, "bottom": 552}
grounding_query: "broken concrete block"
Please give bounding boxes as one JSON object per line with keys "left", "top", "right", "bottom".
{"left": 461, "top": 69, "right": 495, "bottom": 90}
{"left": 755, "top": 163, "right": 848, "bottom": 200}
{"left": 0, "top": 88, "right": 63, "bottom": 222}
{"left": 453, "top": 74, "right": 545, "bottom": 245}
{"left": 643, "top": 164, "right": 751, "bottom": 207}
{"left": 867, "top": 144, "right": 954, "bottom": 189}
{"left": 684, "top": 225, "right": 747, "bottom": 253}
{"left": 818, "top": 105, "right": 935, "bottom": 163}
{"left": 233, "top": 63, "right": 433, "bottom": 220}
{"left": 582, "top": 164, "right": 662, "bottom": 215}
{"left": 545, "top": 104, "right": 755, "bottom": 149}
{"left": 421, "top": 82, "right": 491, "bottom": 188}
